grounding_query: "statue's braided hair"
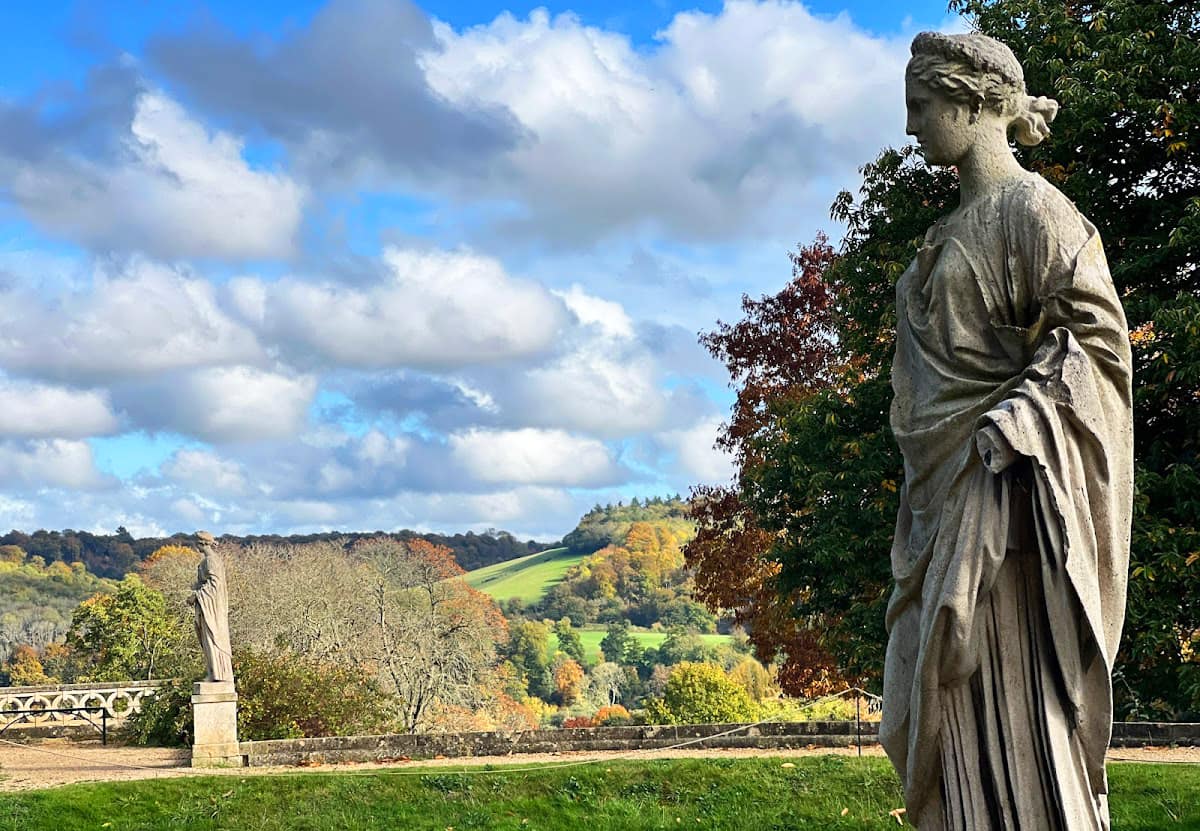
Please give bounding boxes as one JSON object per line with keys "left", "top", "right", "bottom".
{"left": 908, "top": 31, "right": 1059, "bottom": 146}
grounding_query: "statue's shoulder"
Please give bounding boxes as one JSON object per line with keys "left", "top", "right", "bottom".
{"left": 998, "top": 174, "right": 1094, "bottom": 250}
{"left": 1000, "top": 174, "right": 1090, "bottom": 240}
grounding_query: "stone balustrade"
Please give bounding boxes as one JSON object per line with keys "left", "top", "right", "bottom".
{"left": 0, "top": 681, "right": 162, "bottom": 737}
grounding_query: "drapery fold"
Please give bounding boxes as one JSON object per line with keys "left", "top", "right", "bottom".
{"left": 882, "top": 176, "right": 1132, "bottom": 829}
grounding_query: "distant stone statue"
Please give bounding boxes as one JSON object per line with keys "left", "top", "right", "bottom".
{"left": 190, "top": 531, "right": 234, "bottom": 683}
{"left": 881, "top": 32, "right": 1132, "bottom": 830}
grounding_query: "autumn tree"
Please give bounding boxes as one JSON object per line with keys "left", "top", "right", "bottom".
{"left": 585, "top": 661, "right": 627, "bottom": 707}
{"left": 552, "top": 656, "right": 585, "bottom": 706}
{"left": 729, "top": 657, "right": 778, "bottom": 703}
{"left": 351, "top": 538, "right": 508, "bottom": 733}
{"left": 66, "top": 575, "right": 185, "bottom": 681}
{"left": 149, "top": 537, "right": 512, "bottom": 733}
{"left": 685, "top": 234, "right": 858, "bottom": 694}
{"left": 3, "top": 644, "right": 50, "bottom": 686}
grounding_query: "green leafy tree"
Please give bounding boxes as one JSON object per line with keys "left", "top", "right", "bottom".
{"left": 599, "top": 620, "right": 633, "bottom": 663}
{"left": 692, "top": 0, "right": 1200, "bottom": 716}
{"left": 952, "top": 0, "right": 1200, "bottom": 723}
{"left": 123, "top": 650, "right": 397, "bottom": 746}
{"left": 66, "top": 575, "right": 184, "bottom": 681}
{"left": 553, "top": 618, "right": 587, "bottom": 665}
{"left": 507, "top": 620, "right": 552, "bottom": 699}
{"left": 234, "top": 650, "right": 396, "bottom": 741}
{"left": 654, "top": 630, "right": 716, "bottom": 667}
{"left": 645, "top": 662, "right": 757, "bottom": 725}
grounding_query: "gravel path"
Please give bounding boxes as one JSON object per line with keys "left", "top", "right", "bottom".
{"left": 0, "top": 739, "right": 1194, "bottom": 792}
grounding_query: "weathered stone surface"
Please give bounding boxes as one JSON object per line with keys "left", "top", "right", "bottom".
{"left": 191, "top": 680, "right": 241, "bottom": 767}
{"left": 241, "top": 721, "right": 882, "bottom": 767}
{"left": 238, "top": 721, "right": 1200, "bottom": 768}
{"left": 883, "top": 31, "right": 1132, "bottom": 830}
{"left": 190, "top": 531, "right": 234, "bottom": 684}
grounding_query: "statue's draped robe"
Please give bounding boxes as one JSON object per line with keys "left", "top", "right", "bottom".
{"left": 882, "top": 176, "right": 1132, "bottom": 830}
{"left": 194, "top": 557, "right": 234, "bottom": 683}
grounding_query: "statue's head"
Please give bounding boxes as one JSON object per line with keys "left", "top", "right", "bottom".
{"left": 905, "top": 31, "right": 1059, "bottom": 165}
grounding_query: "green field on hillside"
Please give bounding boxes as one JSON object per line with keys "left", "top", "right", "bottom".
{"left": 463, "top": 547, "right": 583, "bottom": 605}
{"left": 550, "top": 627, "right": 733, "bottom": 665}
{"left": 1, "top": 757, "right": 1193, "bottom": 830}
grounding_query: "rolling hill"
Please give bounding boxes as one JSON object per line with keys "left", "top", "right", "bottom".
{"left": 463, "top": 547, "right": 584, "bottom": 605}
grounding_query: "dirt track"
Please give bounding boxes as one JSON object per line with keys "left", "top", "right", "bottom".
{"left": 0, "top": 739, "right": 1194, "bottom": 792}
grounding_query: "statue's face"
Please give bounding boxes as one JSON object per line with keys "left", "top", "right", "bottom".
{"left": 905, "top": 74, "right": 973, "bottom": 166}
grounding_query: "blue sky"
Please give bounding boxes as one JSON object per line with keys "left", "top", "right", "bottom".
{"left": 0, "top": 0, "right": 960, "bottom": 539}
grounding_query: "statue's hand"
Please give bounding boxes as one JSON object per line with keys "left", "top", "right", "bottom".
{"left": 976, "top": 421, "right": 1018, "bottom": 474}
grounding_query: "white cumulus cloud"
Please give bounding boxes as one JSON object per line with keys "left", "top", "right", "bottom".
{"left": 242, "top": 247, "right": 568, "bottom": 369}
{"left": 0, "top": 259, "right": 262, "bottom": 382}
{"left": 422, "top": 1, "right": 909, "bottom": 242}
{"left": 11, "top": 92, "right": 304, "bottom": 259}
{"left": 0, "top": 380, "right": 118, "bottom": 438}
{"left": 117, "top": 366, "right": 317, "bottom": 443}
{"left": 659, "top": 415, "right": 735, "bottom": 485}
{"left": 449, "top": 427, "right": 621, "bottom": 487}
{"left": 0, "top": 439, "right": 110, "bottom": 490}
{"left": 163, "top": 448, "right": 250, "bottom": 494}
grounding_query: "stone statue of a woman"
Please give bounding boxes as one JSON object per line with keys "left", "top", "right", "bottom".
{"left": 190, "top": 531, "right": 234, "bottom": 683}
{"left": 881, "top": 32, "right": 1133, "bottom": 830}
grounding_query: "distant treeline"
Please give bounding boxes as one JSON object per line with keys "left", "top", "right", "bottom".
{"left": 0, "top": 527, "right": 554, "bottom": 580}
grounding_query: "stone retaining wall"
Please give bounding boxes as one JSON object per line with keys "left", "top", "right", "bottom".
{"left": 1111, "top": 721, "right": 1200, "bottom": 748}
{"left": 242, "top": 721, "right": 878, "bottom": 767}
{"left": 241, "top": 720, "right": 1200, "bottom": 767}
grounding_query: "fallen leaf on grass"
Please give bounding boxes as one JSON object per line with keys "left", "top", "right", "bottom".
{"left": 889, "top": 808, "right": 907, "bottom": 825}
{"left": 840, "top": 808, "right": 849, "bottom": 816}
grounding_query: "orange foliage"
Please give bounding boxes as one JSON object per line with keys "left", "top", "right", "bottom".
{"left": 593, "top": 704, "right": 631, "bottom": 726}
{"left": 5, "top": 644, "right": 50, "bottom": 686}
{"left": 405, "top": 538, "right": 466, "bottom": 580}
{"left": 553, "top": 658, "right": 584, "bottom": 705}
{"left": 141, "top": 544, "right": 197, "bottom": 569}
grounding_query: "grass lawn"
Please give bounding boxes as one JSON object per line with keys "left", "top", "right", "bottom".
{"left": 463, "top": 548, "right": 583, "bottom": 605}
{"left": 1, "top": 757, "right": 1195, "bottom": 831}
{"left": 551, "top": 628, "right": 734, "bottom": 665}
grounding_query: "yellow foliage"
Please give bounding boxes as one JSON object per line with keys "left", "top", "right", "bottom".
{"left": 142, "top": 544, "right": 198, "bottom": 568}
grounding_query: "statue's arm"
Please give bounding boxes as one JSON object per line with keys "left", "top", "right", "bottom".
{"left": 974, "top": 183, "right": 1128, "bottom": 474}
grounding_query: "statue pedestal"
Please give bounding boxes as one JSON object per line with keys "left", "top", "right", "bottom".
{"left": 191, "top": 681, "right": 242, "bottom": 767}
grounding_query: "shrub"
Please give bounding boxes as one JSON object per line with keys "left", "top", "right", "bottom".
{"left": 593, "top": 704, "right": 632, "bottom": 726}
{"left": 759, "top": 694, "right": 865, "bottom": 722}
{"left": 235, "top": 650, "right": 397, "bottom": 740}
{"left": 122, "top": 680, "right": 194, "bottom": 747}
{"left": 562, "top": 715, "right": 594, "bottom": 728}
{"left": 645, "top": 662, "right": 757, "bottom": 725}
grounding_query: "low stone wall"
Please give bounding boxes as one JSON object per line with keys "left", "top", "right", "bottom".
{"left": 242, "top": 721, "right": 880, "bottom": 767}
{"left": 241, "top": 720, "right": 1200, "bottom": 768}
{"left": 1111, "top": 722, "right": 1200, "bottom": 748}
